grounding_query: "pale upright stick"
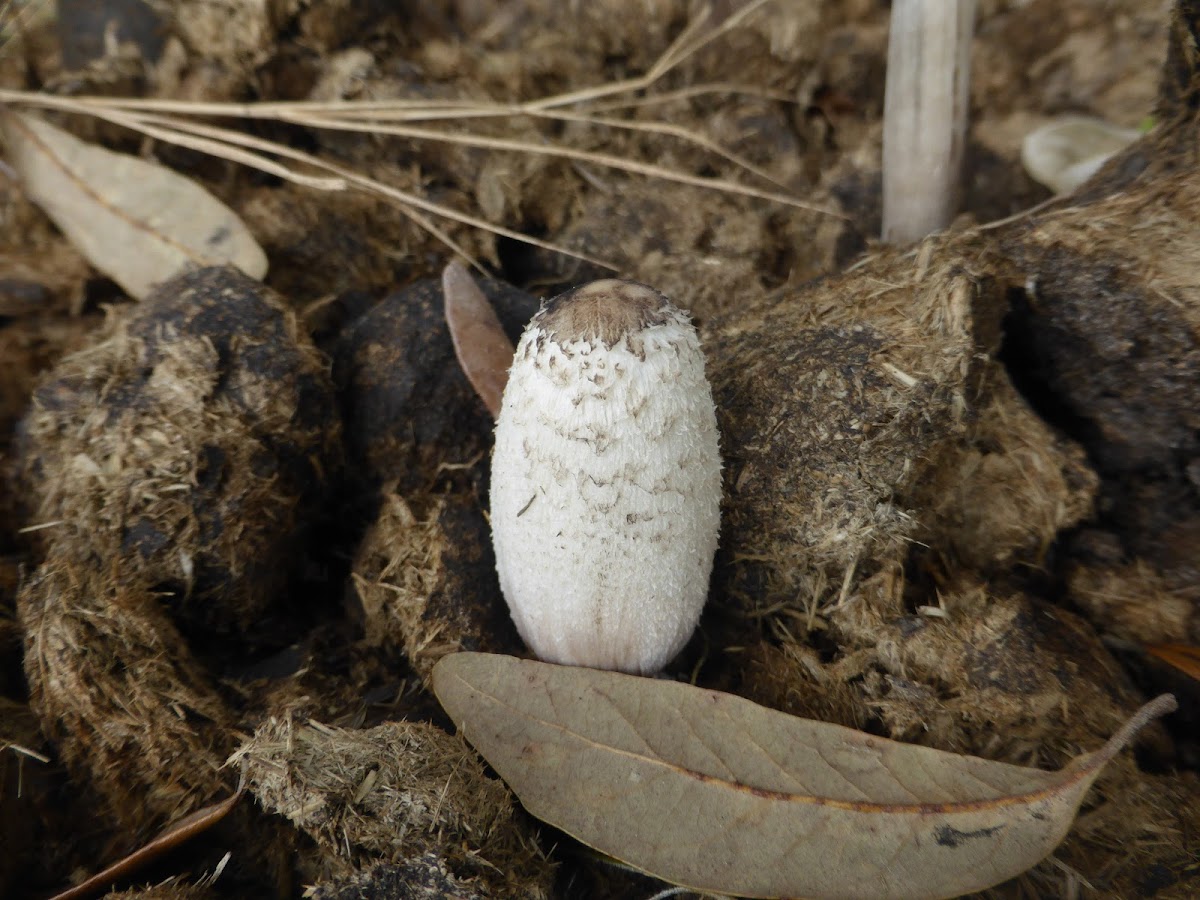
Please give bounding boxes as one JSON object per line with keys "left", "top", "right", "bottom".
{"left": 881, "top": 0, "right": 977, "bottom": 244}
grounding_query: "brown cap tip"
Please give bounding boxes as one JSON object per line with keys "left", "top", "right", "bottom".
{"left": 538, "top": 279, "right": 677, "bottom": 346}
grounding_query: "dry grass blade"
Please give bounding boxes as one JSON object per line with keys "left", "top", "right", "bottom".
{"left": 0, "top": 0, "right": 840, "bottom": 268}
{"left": 537, "top": 108, "right": 793, "bottom": 192}
{"left": 273, "top": 115, "right": 839, "bottom": 216}
{"left": 0, "top": 88, "right": 837, "bottom": 219}
{"left": 291, "top": 103, "right": 794, "bottom": 194}
{"left": 73, "top": 107, "right": 348, "bottom": 192}
{"left": 0, "top": 92, "right": 612, "bottom": 268}
{"left": 585, "top": 82, "right": 797, "bottom": 112}
{"left": 4, "top": 93, "right": 501, "bottom": 117}
{"left": 65, "top": 106, "right": 608, "bottom": 271}
{"left": 63, "top": 104, "right": 482, "bottom": 268}
{"left": 518, "top": 0, "right": 774, "bottom": 111}
{"left": 0, "top": 83, "right": 794, "bottom": 118}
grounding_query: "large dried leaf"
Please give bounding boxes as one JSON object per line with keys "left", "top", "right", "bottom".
{"left": 433, "top": 652, "right": 1176, "bottom": 900}
{"left": 0, "top": 110, "right": 266, "bottom": 299}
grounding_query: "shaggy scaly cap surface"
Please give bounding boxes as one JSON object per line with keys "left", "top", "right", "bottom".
{"left": 491, "top": 280, "right": 721, "bottom": 674}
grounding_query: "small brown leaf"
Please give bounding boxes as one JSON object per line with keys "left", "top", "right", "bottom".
{"left": 0, "top": 110, "right": 267, "bottom": 300}
{"left": 1145, "top": 642, "right": 1200, "bottom": 681}
{"left": 443, "top": 260, "right": 514, "bottom": 420}
{"left": 47, "top": 791, "right": 242, "bottom": 900}
{"left": 433, "top": 652, "right": 1176, "bottom": 900}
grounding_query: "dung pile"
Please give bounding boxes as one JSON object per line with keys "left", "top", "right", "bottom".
{"left": 336, "top": 276, "right": 536, "bottom": 681}
{"left": 14, "top": 265, "right": 344, "bottom": 833}
{"left": 350, "top": 490, "right": 522, "bottom": 682}
{"left": 705, "top": 243, "right": 1140, "bottom": 756}
{"left": 0, "top": 0, "right": 1196, "bottom": 897}
{"left": 18, "top": 266, "right": 341, "bottom": 641}
{"left": 6, "top": 264, "right": 555, "bottom": 895}
{"left": 231, "top": 715, "right": 554, "bottom": 896}
{"left": 19, "top": 542, "right": 235, "bottom": 831}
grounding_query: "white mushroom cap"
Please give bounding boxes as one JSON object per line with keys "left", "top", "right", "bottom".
{"left": 490, "top": 280, "right": 722, "bottom": 674}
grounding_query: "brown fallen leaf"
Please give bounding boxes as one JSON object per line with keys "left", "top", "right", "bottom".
{"left": 442, "top": 260, "right": 515, "bottom": 420}
{"left": 432, "top": 652, "right": 1176, "bottom": 900}
{"left": 47, "top": 791, "right": 242, "bottom": 900}
{"left": 0, "top": 110, "right": 267, "bottom": 300}
{"left": 1145, "top": 642, "right": 1200, "bottom": 681}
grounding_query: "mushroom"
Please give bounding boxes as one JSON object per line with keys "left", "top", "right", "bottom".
{"left": 489, "top": 280, "right": 722, "bottom": 675}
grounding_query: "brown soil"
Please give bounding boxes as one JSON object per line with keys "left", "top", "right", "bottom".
{"left": 1, "top": 1, "right": 1197, "bottom": 899}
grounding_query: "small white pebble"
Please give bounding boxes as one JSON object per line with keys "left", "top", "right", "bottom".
{"left": 1021, "top": 116, "right": 1142, "bottom": 195}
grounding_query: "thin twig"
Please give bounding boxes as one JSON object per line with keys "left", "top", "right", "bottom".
{"left": 586, "top": 81, "right": 795, "bottom": 111}
{"left": 93, "top": 107, "right": 613, "bottom": 269}
{"left": 259, "top": 97, "right": 792, "bottom": 189}
{"left": 0, "top": 89, "right": 836, "bottom": 215}
{"left": 299, "top": 104, "right": 793, "bottom": 193}
{"left": 0, "top": 0, "right": 843, "bottom": 266}
{"left": 520, "top": 0, "right": 773, "bottom": 111}
{"left": 274, "top": 114, "right": 839, "bottom": 216}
